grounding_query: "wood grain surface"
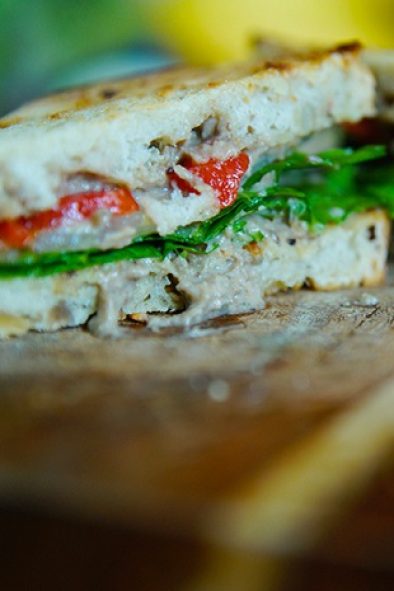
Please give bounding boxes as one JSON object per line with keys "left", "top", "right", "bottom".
{"left": 0, "top": 276, "right": 394, "bottom": 590}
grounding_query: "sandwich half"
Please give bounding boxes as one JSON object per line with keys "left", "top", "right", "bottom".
{"left": 0, "top": 43, "right": 393, "bottom": 337}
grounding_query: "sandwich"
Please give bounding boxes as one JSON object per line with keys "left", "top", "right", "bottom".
{"left": 0, "top": 42, "right": 393, "bottom": 338}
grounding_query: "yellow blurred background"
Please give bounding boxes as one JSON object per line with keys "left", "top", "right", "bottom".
{"left": 143, "top": 0, "right": 394, "bottom": 64}
{"left": 1, "top": 0, "right": 393, "bottom": 115}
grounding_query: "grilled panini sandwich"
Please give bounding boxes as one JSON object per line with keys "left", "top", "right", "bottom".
{"left": 0, "top": 43, "right": 392, "bottom": 337}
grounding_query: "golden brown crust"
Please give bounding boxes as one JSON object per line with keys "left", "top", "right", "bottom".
{"left": 0, "top": 43, "right": 363, "bottom": 131}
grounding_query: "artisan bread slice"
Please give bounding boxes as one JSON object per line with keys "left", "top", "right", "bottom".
{"left": 0, "top": 210, "right": 389, "bottom": 338}
{"left": 0, "top": 43, "right": 375, "bottom": 219}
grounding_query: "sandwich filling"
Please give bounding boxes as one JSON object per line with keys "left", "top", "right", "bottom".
{"left": 0, "top": 151, "right": 250, "bottom": 253}
{"left": 0, "top": 143, "right": 393, "bottom": 280}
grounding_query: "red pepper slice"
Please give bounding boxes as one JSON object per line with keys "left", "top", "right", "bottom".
{"left": 0, "top": 186, "right": 139, "bottom": 249}
{"left": 167, "top": 157, "right": 200, "bottom": 196}
{"left": 343, "top": 119, "right": 394, "bottom": 146}
{"left": 168, "top": 153, "right": 250, "bottom": 208}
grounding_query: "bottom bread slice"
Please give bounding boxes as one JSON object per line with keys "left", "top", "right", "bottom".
{"left": 0, "top": 210, "right": 390, "bottom": 338}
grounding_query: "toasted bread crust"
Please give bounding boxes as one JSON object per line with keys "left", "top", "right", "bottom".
{"left": 0, "top": 43, "right": 364, "bottom": 129}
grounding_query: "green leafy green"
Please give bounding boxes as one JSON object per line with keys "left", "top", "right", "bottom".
{"left": 242, "top": 144, "right": 386, "bottom": 189}
{"left": 1, "top": 144, "right": 393, "bottom": 279}
{"left": 0, "top": 242, "right": 163, "bottom": 279}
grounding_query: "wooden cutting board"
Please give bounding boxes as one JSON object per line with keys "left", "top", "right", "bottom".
{"left": 0, "top": 275, "right": 393, "bottom": 590}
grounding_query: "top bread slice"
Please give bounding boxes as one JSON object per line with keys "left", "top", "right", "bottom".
{"left": 0, "top": 43, "right": 375, "bottom": 219}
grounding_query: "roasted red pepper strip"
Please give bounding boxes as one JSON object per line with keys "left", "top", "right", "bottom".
{"left": 168, "top": 153, "right": 250, "bottom": 208}
{"left": 167, "top": 156, "right": 200, "bottom": 196}
{"left": 343, "top": 119, "right": 394, "bottom": 148}
{"left": 0, "top": 187, "right": 139, "bottom": 248}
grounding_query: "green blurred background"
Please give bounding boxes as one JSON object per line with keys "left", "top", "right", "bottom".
{"left": 1, "top": 0, "right": 394, "bottom": 115}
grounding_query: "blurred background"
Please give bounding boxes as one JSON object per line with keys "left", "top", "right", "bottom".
{"left": 1, "top": 0, "right": 394, "bottom": 116}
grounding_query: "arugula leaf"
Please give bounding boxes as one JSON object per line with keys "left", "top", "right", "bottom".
{"left": 243, "top": 144, "right": 386, "bottom": 190}
{"left": 232, "top": 219, "right": 247, "bottom": 234}
{"left": 0, "top": 242, "right": 163, "bottom": 279}
{"left": 0, "top": 145, "right": 393, "bottom": 280}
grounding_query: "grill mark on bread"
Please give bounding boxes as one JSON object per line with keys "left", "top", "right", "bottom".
{"left": 250, "top": 42, "right": 362, "bottom": 76}
{"left": 0, "top": 117, "right": 23, "bottom": 129}
{"left": 100, "top": 88, "right": 118, "bottom": 100}
{"left": 47, "top": 96, "right": 95, "bottom": 121}
{"left": 156, "top": 83, "right": 178, "bottom": 98}
{"left": 48, "top": 111, "right": 68, "bottom": 121}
